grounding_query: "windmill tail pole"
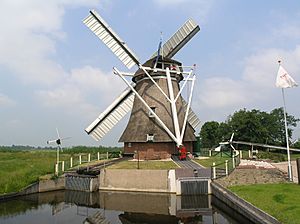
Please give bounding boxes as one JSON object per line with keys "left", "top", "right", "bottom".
{"left": 282, "top": 88, "right": 293, "bottom": 181}
{"left": 166, "top": 67, "right": 181, "bottom": 145}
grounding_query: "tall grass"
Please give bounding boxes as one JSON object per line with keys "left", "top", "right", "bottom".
{"left": 0, "top": 151, "right": 56, "bottom": 194}
{"left": 0, "top": 146, "right": 122, "bottom": 194}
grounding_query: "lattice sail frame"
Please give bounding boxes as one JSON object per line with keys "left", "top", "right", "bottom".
{"left": 113, "top": 65, "right": 196, "bottom": 146}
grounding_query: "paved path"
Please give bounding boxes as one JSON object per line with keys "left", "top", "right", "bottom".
{"left": 271, "top": 161, "right": 298, "bottom": 183}
{"left": 172, "top": 156, "right": 204, "bottom": 169}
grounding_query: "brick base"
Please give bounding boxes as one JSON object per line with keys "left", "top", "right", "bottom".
{"left": 124, "top": 142, "right": 194, "bottom": 160}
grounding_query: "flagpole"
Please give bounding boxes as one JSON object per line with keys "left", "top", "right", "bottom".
{"left": 276, "top": 60, "right": 298, "bottom": 181}
{"left": 281, "top": 88, "right": 293, "bottom": 181}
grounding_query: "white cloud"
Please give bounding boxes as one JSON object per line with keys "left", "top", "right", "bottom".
{"left": 196, "top": 45, "right": 300, "bottom": 112}
{"left": 243, "top": 46, "right": 300, "bottom": 88}
{"left": 0, "top": 0, "right": 100, "bottom": 85}
{"left": 36, "top": 66, "right": 126, "bottom": 118}
{"left": 196, "top": 77, "right": 250, "bottom": 109}
{"left": 69, "top": 66, "right": 125, "bottom": 93}
{"left": 0, "top": 93, "right": 16, "bottom": 107}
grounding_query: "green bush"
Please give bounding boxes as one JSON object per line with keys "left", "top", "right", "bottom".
{"left": 256, "top": 151, "right": 285, "bottom": 162}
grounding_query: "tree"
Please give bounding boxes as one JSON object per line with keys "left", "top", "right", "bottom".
{"left": 200, "top": 121, "right": 220, "bottom": 148}
{"left": 200, "top": 107, "right": 299, "bottom": 147}
{"left": 225, "top": 109, "right": 269, "bottom": 143}
{"left": 293, "top": 139, "right": 300, "bottom": 149}
{"left": 267, "top": 108, "right": 300, "bottom": 146}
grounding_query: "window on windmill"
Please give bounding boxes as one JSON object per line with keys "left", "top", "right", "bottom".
{"left": 128, "top": 142, "right": 132, "bottom": 147}
{"left": 149, "top": 107, "right": 156, "bottom": 118}
{"left": 166, "top": 63, "right": 177, "bottom": 71}
{"left": 147, "top": 134, "right": 154, "bottom": 142}
{"left": 156, "top": 63, "right": 162, "bottom": 69}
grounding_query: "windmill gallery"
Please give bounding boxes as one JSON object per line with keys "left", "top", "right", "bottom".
{"left": 84, "top": 10, "right": 201, "bottom": 160}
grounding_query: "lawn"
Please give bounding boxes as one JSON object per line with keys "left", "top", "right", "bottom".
{"left": 193, "top": 153, "right": 235, "bottom": 169}
{"left": 108, "top": 160, "right": 178, "bottom": 169}
{"left": 194, "top": 156, "right": 230, "bottom": 168}
{"left": 230, "top": 183, "right": 300, "bottom": 224}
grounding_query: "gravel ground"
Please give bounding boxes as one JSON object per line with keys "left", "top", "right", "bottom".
{"left": 216, "top": 160, "right": 289, "bottom": 187}
{"left": 271, "top": 161, "right": 298, "bottom": 183}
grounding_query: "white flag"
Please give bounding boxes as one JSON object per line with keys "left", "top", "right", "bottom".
{"left": 276, "top": 65, "right": 298, "bottom": 88}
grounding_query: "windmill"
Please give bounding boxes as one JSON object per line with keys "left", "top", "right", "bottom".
{"left": 83, "top": 10, "right": 201, "bottom": 159}
{"left": 215, "top": 133, "right": 237, "bottom": 156}
{"left": 47, "top": 128, "right": 70, "bottom": 164}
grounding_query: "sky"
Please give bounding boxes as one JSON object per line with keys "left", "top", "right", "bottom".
{"left": 0, "top": 0, "right": 300, "bottom": 147}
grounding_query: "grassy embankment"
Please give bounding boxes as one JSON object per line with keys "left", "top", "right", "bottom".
{"left": 108, "top": 160, "right": 178, "bottom": 170}
{"left": 230, "top": 183, "right": 300, "bottom": 224}
{"left": 0, "top": 150, "right": 60, "bottom": 194}
{"left": 0, "top": 146, "right": 121, "bottom": 195}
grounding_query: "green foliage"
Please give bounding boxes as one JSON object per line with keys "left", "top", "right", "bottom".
{"left": 230, "top": 183, "right": 300, "bottom": 224}
{"left": 200, "top": 107, "right": 299, "bottom": 147}
{"left": 256, "top": 151, "right": 286, "bottom": 162}
{"left": 64, "top": 145, "right": 122, "bottom": 155}
{"left": 293, "top": 140, "right": 300, "bottom": 149}
{"left": 200, "top": 121, "right": 220, "bottom": 148}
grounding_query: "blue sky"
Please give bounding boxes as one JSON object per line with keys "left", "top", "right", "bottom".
{"left": 0, "top": 0, "right": 300, "bottom": 147}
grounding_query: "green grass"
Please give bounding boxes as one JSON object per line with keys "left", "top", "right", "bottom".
{"left": 193, "top": 154, "right": 232, "bottom": 168}
{"left": 0, "top": 150, "right": 117, "bottom": 194}
{"left": 108, "top": 160, "right": 178, "bottom": 170}
{"left": 230, "top": 183, "right": 300, "bottom": 224}
{"left": 0, "top": 150, "right": 59, "bottom": 194}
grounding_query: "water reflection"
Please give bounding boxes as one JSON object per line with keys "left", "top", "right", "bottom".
{"left": 0, "top": 190, "right": 253, "bottom": 224}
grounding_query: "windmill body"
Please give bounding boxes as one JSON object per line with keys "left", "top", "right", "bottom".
{"left": 84, "top": 10, "right": 201, "bottom": 160}
{"left": 119, "top": 57, "right": 196, "bottom": 159}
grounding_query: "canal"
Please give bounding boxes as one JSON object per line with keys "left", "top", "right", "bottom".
{"left": 0, "top": 190, "right": 253, "bottom": 224}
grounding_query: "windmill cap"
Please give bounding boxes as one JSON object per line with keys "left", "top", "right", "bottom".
{"left": 132, "top": 57, "right": 183, "bottom": 83}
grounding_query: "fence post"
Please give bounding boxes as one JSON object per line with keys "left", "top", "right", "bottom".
{"left": 97, "top": 152, "right": 100, "bottom": 160}
{"left": 212, "top": 162, "right": 216, "bottom": 179}
{"left": 248, "top": 150, "right": 251, "bottom": 158}
{"left": 70, "top": 157, "right": 73, "bottom": 168}
{"left": 88, "top": 153, "right": 91, "bottom": 162}
{"left": 232, "top": 155, "right": 235, "bottom": 168}
{"left": 225, "top": 160, "right": 228, "bottom": 176}
{"left": 106, "top": 152, "right": 109, "bottom": 160}
{"left": 79, "top": 155, "right": 82, "bottom": 165}
{"left": 62, "top": 161, "right": 65, "bottom": 172}
{"left": 209, "top": 150, "right": 212, "bottom": 157}
{"left": 297, "top": 158, "right": 300, "bottom": 185}
{"left": 239, "top": 150, "right": 242, "bottom": 159}
{"left": 55, "top": 163, "right": 58, "bottom": 176}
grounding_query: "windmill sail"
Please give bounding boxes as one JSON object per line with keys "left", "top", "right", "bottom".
{"left": 151, "top": 19, "right": 200, "bottom": 59}
{"left": 83, "top": 10, "right": 140, "bottom": 69}
{"left": 84, "top": 10, "right": 201, "bottom": 144}
{"left": 85, "top": 86, "right": 135, "bottom": 141}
